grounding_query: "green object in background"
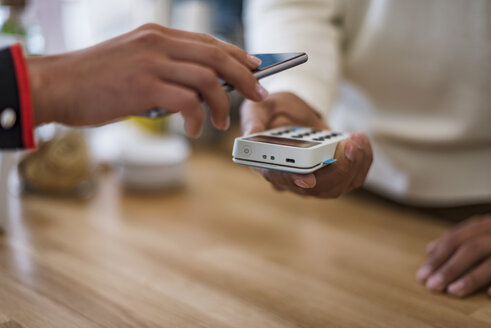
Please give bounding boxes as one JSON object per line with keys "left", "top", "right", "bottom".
{"left": 0, "top": 0, "right": 44, "bottom": 54}
{"left": 1, "top": 7, "right": 25, "bottom": 36}
{"left": 0, "top": 0, "right": 27, "bottom": 48}
{"left": 0, "top": 0, "right": 26, "bottom": 35}
{"left": 1, "top": 17, "right": 25, "bottom": 36}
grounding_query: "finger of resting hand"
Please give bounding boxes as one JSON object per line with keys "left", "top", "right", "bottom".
{"left": 163, "top": 38, "right": 263, "bottom": 101}
{"left": 425, "top": 235, "right": 491, "bottom": 292}
{"left": 426, "top": 239, "right": 440, "bottom": 254}
{"left": 447, "top": 257, "right": 491, "bottom": 297}
{"left": 151, "top": 82, "right": 205, "bottom": 137}
{"left": 418, "top": 216, "right": 491, "bottom": 282}
{"left": 157, "top": 61, "right": 230, "bottom": 130}
{"left": 431, "top": 215, "right": 491, "bottom": 251}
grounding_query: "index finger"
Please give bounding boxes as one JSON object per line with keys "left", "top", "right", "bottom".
{"left": 164, "top": 38, "right": 268, "bottom": 102}
{"left": 156, "top": 26, "right": 262, "bottom": 70}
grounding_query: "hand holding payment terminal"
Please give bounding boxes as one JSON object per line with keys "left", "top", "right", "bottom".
{"left": 232, "top": 127, "right": 348, "bottom": 174}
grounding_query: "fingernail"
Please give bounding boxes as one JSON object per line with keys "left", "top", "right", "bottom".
{"left": 184, "top": 121, "right": 201, "bottom": 138}
{"left": 448, "top": 280, "right": 466, "bottom": 297}
{"left": 211, "top": 116, "right": 228, "bottom": 131}
{"left": 247, "top": 54, "right": 262, "bottom": 67}
{"left": 351, "top": 134, "right": 366, "bottom": 149}
{"left": 345, "top": 142, "right": 356, "bottom": 161}
{"left": 416, "top": 265, "right": 432, "bottom": 281}
{"left": 426, "top": 274, "right": 445, "bottom": 291}
{"left": 256, "top": 84, "right": 269, "bottom": 100}
{"left": 294, "top": 179, "right": 311, "bottom": 189}
{"left": 214, "top": 116, "right": 230, "bottom": 130}
{"left": 184, "top": 120, "right": 192, "bottom": 134}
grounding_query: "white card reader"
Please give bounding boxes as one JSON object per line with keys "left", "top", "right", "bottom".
{"left": 232, "top": 126, "right": 348, "bottom": 174}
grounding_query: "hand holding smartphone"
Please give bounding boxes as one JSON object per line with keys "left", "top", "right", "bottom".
{"left": 139, "top": 52, "right": 308, "bottom": 118}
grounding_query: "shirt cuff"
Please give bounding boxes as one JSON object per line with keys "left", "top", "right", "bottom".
{"left": 10, "top": 43, "right": 35, "bottom": 149}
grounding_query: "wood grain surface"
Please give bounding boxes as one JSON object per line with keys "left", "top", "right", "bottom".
{"left": 0, "top": 148, "right": 490, "bottom": 328}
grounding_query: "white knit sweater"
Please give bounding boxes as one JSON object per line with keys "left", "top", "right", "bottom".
{"left": 244, "top": 0, "right": 491, "bottom": 206}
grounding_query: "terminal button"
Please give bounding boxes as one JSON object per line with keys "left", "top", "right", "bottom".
{"left": 243, "top": 146, "right": 252, "bottom": 156}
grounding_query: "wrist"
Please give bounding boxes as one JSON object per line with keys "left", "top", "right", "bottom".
{"left": 27, "top": 56, "right": 58, "bottom": 126}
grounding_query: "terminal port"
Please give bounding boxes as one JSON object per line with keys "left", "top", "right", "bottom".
{"left": 270, "top": 156, "right": 275, "bottom": 160}
{"left": 286, "top": 158, "right": 295, "bottom": 163}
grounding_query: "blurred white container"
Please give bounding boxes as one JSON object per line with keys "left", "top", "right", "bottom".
{"left": 130, "top": 0, "right": 171, "bottom": 29}
{"left": 171, "top": 0, "right": 213, "bottom": 33}
{"left": 118, "top": 125, "right": 190, "bottom": 192}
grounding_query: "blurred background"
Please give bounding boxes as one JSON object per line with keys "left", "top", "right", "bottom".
{"left": 0, "top": 0, "right": 246, "bottom": 205}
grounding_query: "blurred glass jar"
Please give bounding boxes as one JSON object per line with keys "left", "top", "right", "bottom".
{"left": 18, "top": 131, "right": 95, "bottom": 198}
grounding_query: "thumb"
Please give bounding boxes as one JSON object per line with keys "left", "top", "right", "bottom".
{"left": 240, "top": 98, "right": 275, "bottom": 135}
{"left": 243, "top": 121, "right": 266, "bottom": 136}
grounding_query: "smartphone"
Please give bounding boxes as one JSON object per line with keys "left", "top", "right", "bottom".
{"left": 222, "top": 52, "right": 308, "bottom": 91}
{"left": 139, "top": 52, "right": 308, "bottom": 118}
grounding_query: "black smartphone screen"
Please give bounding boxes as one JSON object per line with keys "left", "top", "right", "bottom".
{"left": 220, "top": 52, "right": 306, "bottom": 90}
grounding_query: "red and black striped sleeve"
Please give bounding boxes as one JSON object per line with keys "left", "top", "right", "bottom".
{"left": 0, "top": 43, "right": 35, "bottom": 150}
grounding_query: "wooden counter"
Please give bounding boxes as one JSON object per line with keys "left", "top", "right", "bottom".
{"left": 0, "top": 149, "right": 489, "bottom": 328}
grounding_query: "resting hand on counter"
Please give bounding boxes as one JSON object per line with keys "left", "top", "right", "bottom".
{"left": 418, "top": 214, "right": 491, "bottom": 298}
{"left": 27, "top": 23, "right": 268, "bottom": 137}
{"left": 240, "top": 92, "right": 373, "bottom": 198}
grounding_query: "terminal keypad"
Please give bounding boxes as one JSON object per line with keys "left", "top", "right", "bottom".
{"left": 267, "top": 127, "right": 345, "bottom": 144}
